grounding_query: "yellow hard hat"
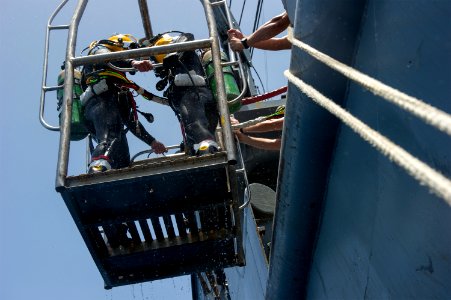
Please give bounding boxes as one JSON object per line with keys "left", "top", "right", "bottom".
{"left": 107, "top": 34, "right": 138, "bottom": 51}
{"left": 90, "top": 34, "right": 138, "bottom": 52}
{"left": 153, "top": 34, "right": 174, "bottom": 63}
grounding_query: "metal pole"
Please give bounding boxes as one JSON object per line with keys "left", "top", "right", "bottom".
{"left": 56, "top": 0, "right": 88, "bottom": 190}
{"left": 71, "top": 39, "right": 212, "bottom": 66}
{"left": 213, "top": 0, "right": 248, "bottom": 110}
{"left": 202, "top": 0, "right": 237, "bottom": 164}
{"left": 39, "top": 0, "right": 70, "bottom": 131}
{"left": 137, "top": 0, "right": 153, "bottom": 39}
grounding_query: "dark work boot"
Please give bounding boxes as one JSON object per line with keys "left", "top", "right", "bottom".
{"left": 88, "top": 159, "right": 111, "bottom": 174}
{"left": 195, "top": 140, "right": 219, "bottom": 156}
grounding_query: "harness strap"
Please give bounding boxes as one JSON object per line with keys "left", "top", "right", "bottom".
{"left": 85, "top": 70, "right": 130, "bottom": 85}
{"left": 91, "top": 155, "right": 111, "bottom": 162}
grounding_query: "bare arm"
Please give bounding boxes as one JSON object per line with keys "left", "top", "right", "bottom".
{"left": 242, "top": 118, "right": 284, "bottom": 133}
{"left": 127, "top": 120, "right": 167, "bottom": 154}
{"left": 228, "top": 12, "right": 291, "bottom": 51}
{"left": 252, "top": 36, "right": 292, "bottom": 51}
{"left": 236, "top": 132, "right": 281, "bottom": 151}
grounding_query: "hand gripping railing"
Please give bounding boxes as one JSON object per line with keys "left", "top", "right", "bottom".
{"left": 130, "top": 145, "right": 182, "bottom": 163}
{"left": 106, "top": 62, "right": 163, "bottom": 73}
{"left": 39, "top": 0, "right": 70, "bottom": 131}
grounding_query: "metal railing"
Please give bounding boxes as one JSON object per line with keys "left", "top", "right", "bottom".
{"left": 55, "top": 0, "right": 88, "bottom": 189}
{"left": 39, "top": 0, "right": 238, "bottom": 188}
{"left": 39, "top": 0, "right": 70, "bottom": 131}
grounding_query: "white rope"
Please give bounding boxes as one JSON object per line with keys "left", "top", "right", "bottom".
{"left": 285, "top": 70, "right": 451, "bottom": 205}
{"left": 288, "top": 32, "right": 451, "bottom": 137}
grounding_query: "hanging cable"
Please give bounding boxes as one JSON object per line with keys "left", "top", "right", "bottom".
{"left": 251, "top": 65, "right": 266, "bottom": 93}
{"left": 238, "top": 0, "right": 247, "bottom": 26}
{"left": 250, "top": 0, "right": 264, "bottom": 58}
{"left": 251, "top": 0, "right": 264, "bottom": 33}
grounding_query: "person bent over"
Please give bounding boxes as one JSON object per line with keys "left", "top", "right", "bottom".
{"left": 81, "top": 34, "right": 166, "bottom": 174}
{"left": 149, "top": 32, "right": 219, "bottom": 156}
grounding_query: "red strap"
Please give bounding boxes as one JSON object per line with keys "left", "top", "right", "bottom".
{"left": 241, "top": 86, "right": 288, "bottom": 105}
{"left": 91, "top": 155, "right": 110, "bottom": 162}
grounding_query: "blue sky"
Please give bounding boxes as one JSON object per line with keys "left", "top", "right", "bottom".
{"left": 0, "top": 0, "right": 289, "bottom": 299}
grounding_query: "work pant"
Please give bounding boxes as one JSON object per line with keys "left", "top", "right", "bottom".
{"left": 83, "top": 90, "right": 130, "bottom": 169}
{"left": 169, "top": 86, "right": 219, "bottom": 153}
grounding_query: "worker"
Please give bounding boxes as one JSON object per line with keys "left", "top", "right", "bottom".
{"left": 146, "top": 32, "right": 219, "bottom": 156}
{"left": 80, "top": 34, "right": 167, "bottom": 174}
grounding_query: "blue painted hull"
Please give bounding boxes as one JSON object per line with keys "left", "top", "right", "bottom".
{"left": 269, "top": 0, "right": 451, "bottom": 299}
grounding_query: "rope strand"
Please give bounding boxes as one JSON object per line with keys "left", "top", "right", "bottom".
{"left": 285, "top": 70, "right": 451, "bottom": 204}
{"left": 288, "top": 29, "right": 451, "bottom": 136}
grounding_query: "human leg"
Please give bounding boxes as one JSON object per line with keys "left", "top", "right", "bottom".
{"left": 171, "top": 87, "right": 219, "bottom": 155}
{"left": 83, "top": 92, "right": 130, "bottom": 172}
